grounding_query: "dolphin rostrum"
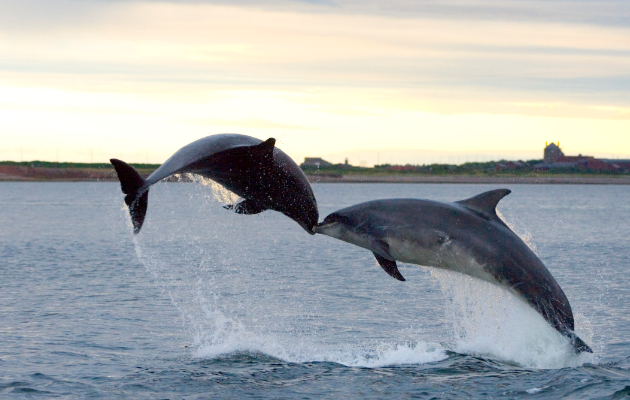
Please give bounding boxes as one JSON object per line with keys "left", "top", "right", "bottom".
{"left": 111, "top": 134, "right": 318, "bottom": 234}
{"left": 316, "top": 189, "right": 592, "bottom": 353}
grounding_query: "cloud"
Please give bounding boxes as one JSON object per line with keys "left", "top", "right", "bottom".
{"left": 1, "top": 1, "right": 629, "bottom": 106}
{"left": 2, "top": 0, "right": 629, "bottom": 32}
{"left": 1, "top": 0, "right": 630, "bottom": 162}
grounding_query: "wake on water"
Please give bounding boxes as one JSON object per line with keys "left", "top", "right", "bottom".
{"left": 125, "top": 179, "right": 594, "bottom": 370}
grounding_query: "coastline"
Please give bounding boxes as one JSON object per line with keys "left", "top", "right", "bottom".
{"left": 2, "top": 164, "right": 630, "bottom": 184}
{"left": 306, "top": 174, "right": 630, "bottom": 185}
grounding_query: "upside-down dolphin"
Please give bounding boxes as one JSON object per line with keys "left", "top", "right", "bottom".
{"left": 316, "top": 189, "right": 592, "bottom": 353}
{"left": 111, "top": 134, "right": 318, "bottom": 234}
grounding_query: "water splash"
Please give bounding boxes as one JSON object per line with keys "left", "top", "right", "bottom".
{"left": 193, "top": 314, "right": 448, "bottom": 368}
{"left": 497, "top": 209, "right": 537, "bottom": 254}
{"left": 184, "top": 173, "right": 240, "bottom": 205}
{"left": 430, "top": 268, "right": 594, "bottom": 369}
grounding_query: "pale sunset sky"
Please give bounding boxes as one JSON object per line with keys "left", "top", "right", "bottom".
{"left": 1, "top": 0, "right": 629, "bottom": 166}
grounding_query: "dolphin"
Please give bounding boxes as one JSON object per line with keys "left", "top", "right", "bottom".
{"left": 316, "top": 189, "right": 592, "bottom": 353}
{"left": 111, "top": 134, "right": 318, "bottom": 234}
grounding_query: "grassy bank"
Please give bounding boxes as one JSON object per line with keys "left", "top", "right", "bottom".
{"left": 301, "top": 160, "right": 630, "bottom": 178}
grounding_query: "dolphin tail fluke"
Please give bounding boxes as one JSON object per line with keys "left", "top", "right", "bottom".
{"left": 569, "top": 332, "right": 593, "bottom": 354}
{"left": 110, "top": 158, "right": 149, "bottom": 234}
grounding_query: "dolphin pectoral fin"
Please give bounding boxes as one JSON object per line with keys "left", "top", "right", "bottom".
{"left": 456, "top": 189, "right": 511, "bottom": 219}
{"left": 366, "top": 236, "right": 404, "bottom": 280}
{"left": 368, "top": 236, "right": 395, "bottom": 261}
{"left": 373, "top": 252, "right": 406, "bottom": 281}
{"left": 225, "top": 199, "right": 267, "bottom": 215}
{"left": 368, "top": 237, "right": 405, "bottom": 280}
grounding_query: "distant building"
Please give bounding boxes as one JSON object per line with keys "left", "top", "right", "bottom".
{"left": 577, "top": 158, "right": 618, "bottom": 171}
{"left": 302, "top": 157, "right": 333, "bottom": 167}
{"left": 536, "top": 142, "right": 620, "bottom": 171}
{"left": 544, "top": 142, "right": 564, "bottom": 163}
{"left": 556, "top": 155, "right": 592, "bottom": 163}
{"left": 603, "top": 159, "right": 630, "bottom": 172}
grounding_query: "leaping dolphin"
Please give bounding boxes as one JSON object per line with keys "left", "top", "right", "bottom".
{"left": 111, "top": 134, "right": 318, "bottom": 234}
{"left": 316, "top": 189, "right": 592, "bottom": 353}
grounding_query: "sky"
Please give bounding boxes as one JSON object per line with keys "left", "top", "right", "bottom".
{"left": 1, "top": 0, "right": 629, "bottom": 165}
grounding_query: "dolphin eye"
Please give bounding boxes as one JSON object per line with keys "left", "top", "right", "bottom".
{"left": 325, "top": 213, "right": 350, "bottom": 225}
{"left": 323, "top": 214, "right": 337, "bottom": 224}
{"left": 437, "top": 235, "right": 451, "bottom": 245}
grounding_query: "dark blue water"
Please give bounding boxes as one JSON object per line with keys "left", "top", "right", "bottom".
{"left": 2, "top": 181, "right": 630, "bottom": 398}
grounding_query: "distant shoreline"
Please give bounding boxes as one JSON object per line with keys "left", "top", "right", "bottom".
{"left": 306, "top": 174, "right": 630, "bottom": 185}
{"left": 1, "top": 165, "right": 630, "bottom": 184}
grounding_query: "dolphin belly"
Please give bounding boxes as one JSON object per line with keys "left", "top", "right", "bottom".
{"left": 386, "top": 236, "right": 499, "bottom": 285}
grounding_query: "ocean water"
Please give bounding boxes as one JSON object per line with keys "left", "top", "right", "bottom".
{"left": 1, "top": 181, "right": 630, "bottom": 398}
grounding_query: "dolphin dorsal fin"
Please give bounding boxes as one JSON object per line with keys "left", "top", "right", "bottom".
{"left": 456, "top": 189, "right": 511, "bottom": 219}
{"left": 255, "top": 138, "right": 276, "bottom": 161}
{"left": 258, "top": 138, "right": 276, "bottom": 149}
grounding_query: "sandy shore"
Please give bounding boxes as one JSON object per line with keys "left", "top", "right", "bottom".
{"left": 0, "top": 166, "right": 117, "bottom": 181}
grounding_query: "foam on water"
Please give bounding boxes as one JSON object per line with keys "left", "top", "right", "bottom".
{"left": 191, "top": 310, "right": 448, "bottom": 368}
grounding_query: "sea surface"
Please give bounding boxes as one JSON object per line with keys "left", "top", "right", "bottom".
{"left": 1, "top": 181, "right": 630, "bottom": 399}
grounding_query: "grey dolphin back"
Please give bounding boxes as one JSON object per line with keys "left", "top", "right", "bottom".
{"left": 145, "top": 135, "right": 268, "bottom": 185}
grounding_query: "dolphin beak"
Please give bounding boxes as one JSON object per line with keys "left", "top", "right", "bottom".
{"left": 284, "top": 205, "right": 318, "bottom": 235}
{"left": 296, "top": 220, "right": 317, "bottom": 235}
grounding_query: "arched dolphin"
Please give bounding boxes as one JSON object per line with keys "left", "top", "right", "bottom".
{"left": 111, "top": 134, "right": 318, "bottom": 234}
{"left": 316, "top": 189, "right": 591, "bottom": 353}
